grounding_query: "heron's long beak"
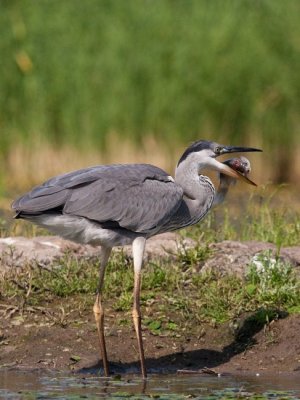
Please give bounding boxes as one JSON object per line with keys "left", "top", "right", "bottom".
{"left": 218, "top": 162, "right": 257, "bottom": 186}
{"left": 221, "top": 146, "right": 262, "bottom": 154}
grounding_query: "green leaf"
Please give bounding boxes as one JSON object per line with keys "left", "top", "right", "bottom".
{"left": 166, "top": 322, "right": 178, "bottom": 331}
{"left": 246, "top": 283, "right": 256, "bottom": 296}
{"left": 70, "top": 355, "right": 81, "bottom": 362}
{"left": 147, "top": 320, "right": 162, "bottom": 331}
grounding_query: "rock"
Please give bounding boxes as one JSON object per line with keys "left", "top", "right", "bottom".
{"left": 202, "top": 240, "right": 300, "bottom": 276}
{"left": 0, "top": 235, "right": 299, "bottom": 276}
{"left": 0, "top": 236, "right": 99, "bottom": 272}
{"left": 0, "top": 233, "right": 194, "bottom": 272}
{"left": 281, "top": 246, "right": 300, "bottom": 267}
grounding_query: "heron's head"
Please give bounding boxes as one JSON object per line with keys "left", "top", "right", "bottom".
{"left": 177, "top": 140, "right": 262, "bottom": 185}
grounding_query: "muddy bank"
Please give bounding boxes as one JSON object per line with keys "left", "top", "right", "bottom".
{"left": 1, "top": 305, "right": 300, "bottom": 375}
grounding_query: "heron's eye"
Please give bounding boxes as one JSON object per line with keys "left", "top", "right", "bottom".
{"left": 214, "top": 146, "right": 222, "bottom": 155}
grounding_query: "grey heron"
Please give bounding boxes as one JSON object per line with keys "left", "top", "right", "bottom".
{"left": 12, "top": 140, "right": 261, "bottom": 378}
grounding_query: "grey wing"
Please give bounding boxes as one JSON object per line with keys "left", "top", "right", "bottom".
{"left": 12, "top": 165, "right": 112, "bottom": 213}
{"left": 12, "top": 164, "right": 183, "bottom": 234}
{"left": 63, "top": 167, "right": 183, "bottom": 233}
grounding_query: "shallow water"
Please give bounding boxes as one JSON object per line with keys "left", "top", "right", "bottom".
{"left": 0, "top": 370, "right": 300, "bottom": 399}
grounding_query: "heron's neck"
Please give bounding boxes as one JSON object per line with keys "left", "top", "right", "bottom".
{"left": 174, "top": 157, "right": 214, "bottom": 200}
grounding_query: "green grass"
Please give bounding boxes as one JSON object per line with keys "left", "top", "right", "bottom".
{"left": 0, "top": 0, "right": 300, "bottom": 186}
{"left": 185, "top": 187, "right": 300, "bottom": 248}
{"left": 1, "top": 244, "right": 299, "bottom": 330}
{"left": 247, "top": 251, "right": 300, "bottom": 307}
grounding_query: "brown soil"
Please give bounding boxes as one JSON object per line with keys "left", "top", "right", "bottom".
{"left": 1, "top": 302, "right": 300, "bottom": 376}
{"left": 1, "top": 234, "right": 300, "bottom": 376}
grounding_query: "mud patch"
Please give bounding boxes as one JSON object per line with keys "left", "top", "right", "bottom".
{"left": 0, "top": 303, "right": 300, "bottom": 375}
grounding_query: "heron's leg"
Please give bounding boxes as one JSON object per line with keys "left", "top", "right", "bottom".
{"left": 132, "top": 236, "right": 147, "bottom": 379}
{"left": 93, "top": 246, "right": 112, "bottom": 376}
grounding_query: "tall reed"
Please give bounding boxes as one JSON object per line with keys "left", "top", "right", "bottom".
{"left": 0, "top": 0, "right": 299, "bottom": 187}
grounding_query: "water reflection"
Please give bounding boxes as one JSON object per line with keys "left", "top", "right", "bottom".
{"left": 0, "top": 369, "right": 300, "bottom": 399}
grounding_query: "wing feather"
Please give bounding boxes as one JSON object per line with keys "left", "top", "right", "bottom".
{"left": 12, "top": 164, "right": 183, "bottom": 233}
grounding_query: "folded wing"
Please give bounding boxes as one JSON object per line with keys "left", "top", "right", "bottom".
{"left": 12, "top": 164, "right": 183, "bottom": 234}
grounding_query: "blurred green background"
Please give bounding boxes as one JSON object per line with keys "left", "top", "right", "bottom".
{"left": 0, "top": 0, "right": 299, "bottom": 195}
